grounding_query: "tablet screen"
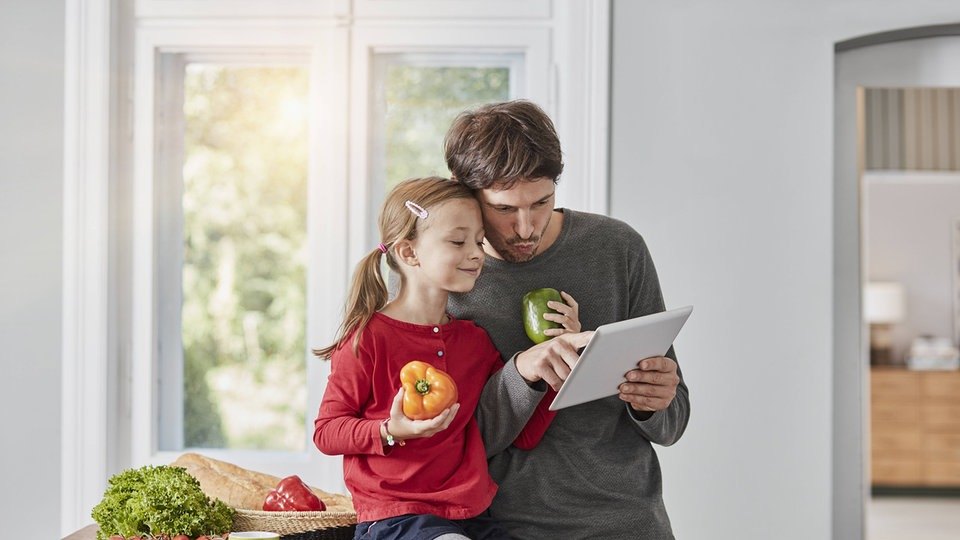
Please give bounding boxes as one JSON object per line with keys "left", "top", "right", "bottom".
{"left": 549, "top": 305, "right": 692, "bottom": 411}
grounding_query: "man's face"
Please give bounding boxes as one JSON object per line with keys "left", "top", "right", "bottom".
{"left": 476, "top": 177, "right": 556, "bottom": 263}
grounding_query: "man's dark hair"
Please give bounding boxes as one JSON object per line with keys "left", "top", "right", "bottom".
{"left": 444, "top": 100, "right": 564, "bottom": 190}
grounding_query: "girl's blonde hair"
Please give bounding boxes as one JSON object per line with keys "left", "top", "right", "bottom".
{"left": 313, "top": 176, "right": 477, "bottom": 359}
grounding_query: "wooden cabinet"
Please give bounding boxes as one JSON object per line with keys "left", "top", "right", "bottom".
{"left": 870, "top": 367, "right": 960, "bottom": 487}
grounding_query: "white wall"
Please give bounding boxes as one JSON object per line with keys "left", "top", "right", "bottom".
{"left": 610, "top": 1, "right": 960, "bottom": 539}
{"left": 0, "top": 0, "right": 64, "bottom": 536}
{"left": 865, "top": 175, "right": 960, "bottom": 358}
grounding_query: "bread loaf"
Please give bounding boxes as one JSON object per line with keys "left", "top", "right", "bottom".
{"left": 171, "top": 452, "right": 354, "bottom": 513}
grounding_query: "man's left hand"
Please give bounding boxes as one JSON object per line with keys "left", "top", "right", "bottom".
{"left": 618, "top": 356, "right": 679, "bottom": 412}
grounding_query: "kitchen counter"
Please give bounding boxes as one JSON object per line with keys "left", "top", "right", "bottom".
{"left": 62, "top": 524, "right": 97, "bottom": 540}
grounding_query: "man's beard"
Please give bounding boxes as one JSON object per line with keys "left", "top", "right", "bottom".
{"left": 490, "top": 212, "right": 552, "bottom": 263}
{"left": 495, "top": 234, "right": 541, "bottom": 263}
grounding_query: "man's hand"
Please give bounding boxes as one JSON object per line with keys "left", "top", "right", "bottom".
{"left": 515, "top": 331, "right": 594, "bottom": 391}
{"left": 618, "top": 356, "right": 680, "bottom": 412}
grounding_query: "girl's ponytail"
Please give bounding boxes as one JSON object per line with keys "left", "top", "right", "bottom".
{"left": 313, "top": 248, "right": 388, "bottom": 359}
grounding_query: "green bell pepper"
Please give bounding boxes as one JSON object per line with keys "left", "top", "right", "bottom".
{"left": 522, "top": 287, "right": 563, "bottom": 344}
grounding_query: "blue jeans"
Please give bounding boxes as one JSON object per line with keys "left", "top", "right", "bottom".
{"left": 353, "top": 510, "right": 510, "bottom": 540}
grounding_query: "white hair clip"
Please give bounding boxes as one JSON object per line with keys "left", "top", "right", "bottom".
{"left": 404, "top": 200, "right": 429, "bottom": 219}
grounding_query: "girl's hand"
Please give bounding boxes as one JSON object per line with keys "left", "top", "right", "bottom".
{"left": 382, "top": 387, "right": 459, "bottom": 445}
{"left": 542, "top": 291, "right": 581, "bottom": 337}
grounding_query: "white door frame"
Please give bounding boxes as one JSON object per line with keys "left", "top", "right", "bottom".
{"left": 834, "top": 29, "right": 960, "bottom": 540}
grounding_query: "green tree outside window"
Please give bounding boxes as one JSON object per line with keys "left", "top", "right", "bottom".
{"left": 182, "top": 65, "right": 308, "bottom": 450}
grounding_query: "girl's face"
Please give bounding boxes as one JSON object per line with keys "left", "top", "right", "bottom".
{"left": 408, "top": 197, "right": 486, "bottom": 293}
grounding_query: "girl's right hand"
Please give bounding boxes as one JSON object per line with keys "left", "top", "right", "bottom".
{"left": 382, "top": 387, "right": 460, "bottom": 444}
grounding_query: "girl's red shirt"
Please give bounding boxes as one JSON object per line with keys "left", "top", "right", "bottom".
{"left": 314, "top": 312, "right": 550, "bottom": 523}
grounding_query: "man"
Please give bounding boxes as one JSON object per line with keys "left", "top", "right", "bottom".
{"left": 446, "top": 100, "right": 689, "bottom": 539}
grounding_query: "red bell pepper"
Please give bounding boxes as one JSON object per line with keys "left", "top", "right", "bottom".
{"left": 262, "top": 475, "right": 326, "bottom": 511}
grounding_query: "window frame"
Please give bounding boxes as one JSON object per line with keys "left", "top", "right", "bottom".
{"left": 154, "top": 52, "right": 320, "bottom": 453}
{"left": 350, "top": 24, "right": 551, "bottom": 261}
{"left": 62, "top": 1, "right": 609, "bottom": 535}
{"left": 352, "top": 0, "right": 551, "bottom": 19}
{"left": 366, "top": 51, "right": 525, "bottom": 246}
{"left": 134, "top": 0, "right": 351, "bottom": 18}
{"left": 130, "top": 20, "right": 350, "bottom": 487}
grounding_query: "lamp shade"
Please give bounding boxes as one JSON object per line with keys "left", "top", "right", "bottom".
{"left": 865, "top": 282, "right": 905, "bottom": 323}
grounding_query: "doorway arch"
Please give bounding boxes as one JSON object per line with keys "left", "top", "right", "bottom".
{"left": 834, "top": 25, "right": 960, "bottom": 540}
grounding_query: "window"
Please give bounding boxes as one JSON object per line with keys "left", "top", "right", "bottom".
{"left": 345, "top": 23, "right": 553, "bottom": 263}
{"left": 368, "top": 53, "right": 521, "bottom": 244}
{"left": 63, "top": 1, "right": 609, "bottom": 533}
{"left": 129, "top": 25, "right": 349, "bottom": 493}
{"left": 157, "top": 63, "right": 310, "bottom": 452}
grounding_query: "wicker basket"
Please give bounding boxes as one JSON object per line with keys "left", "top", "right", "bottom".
{"left": 233, "top": 509, "right": 357, "bottom": 540}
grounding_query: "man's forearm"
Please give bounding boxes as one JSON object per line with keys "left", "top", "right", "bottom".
{"left": 628, "top": 382, "right": 690, "bottom": 446}
{"left": 475, "top": 356, "right": 545, "bottom": 457}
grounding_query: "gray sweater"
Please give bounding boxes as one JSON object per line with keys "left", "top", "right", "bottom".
{"left": 449, "top": 209, "right": 690, "bottom": 540}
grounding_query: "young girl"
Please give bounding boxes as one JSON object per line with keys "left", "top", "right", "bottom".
{"left": 313, "top": 177, "right": 578, "bottom": 540}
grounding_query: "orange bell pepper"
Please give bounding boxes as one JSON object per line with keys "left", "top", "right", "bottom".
{"left": 400, "top": 360, "right": 458, "bottom": 420}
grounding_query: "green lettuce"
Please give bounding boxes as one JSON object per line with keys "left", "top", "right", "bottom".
{"left": 91, "top": 465, "right": 234, "bottom": 540}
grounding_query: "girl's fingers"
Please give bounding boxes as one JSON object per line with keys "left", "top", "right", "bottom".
{"left": 542, "top": 312, "right": 567, "bottom": 323}
{"left": 420, "top": 414, "right": 444, "bottom": 433}
{"left": 544, "top": 326, "right": 579, "bottom": 336}
{"left": 546, "top": 294, "right": 580, "bottom": 332}
{"left": 390, "top": 387, "right": 405, "bottom": 416}
{"left": 415, "top": 403, "right": 460, "bottom": 436}
{"left": 440, "top": 403, "right": 460, "bottom": 430}
{"left": 559, "top": 291, "right": 578, "bottom": 308}
{"left": 543, "top": 312, "right": 575, "bottom": 324}
{"left": 543, "top": 312, "right": 579, "bottom": 332}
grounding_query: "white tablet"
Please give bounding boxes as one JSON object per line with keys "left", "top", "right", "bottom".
{"left": 548, "top": 305, "right": 693, "bottom": 411}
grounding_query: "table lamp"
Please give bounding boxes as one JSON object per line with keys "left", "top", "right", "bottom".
{"left": 865, "top": 282, "right": 905, "bottom": 365}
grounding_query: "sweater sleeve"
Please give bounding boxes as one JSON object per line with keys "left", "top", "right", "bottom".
{"left": 475, "top": 354, "right": 545, "bottom": 457}
{"left": 625, "top": 237, "right": 691, "bottom": 446}
{"left": 313, "top": 343, "right": 388, "bottom": 456}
